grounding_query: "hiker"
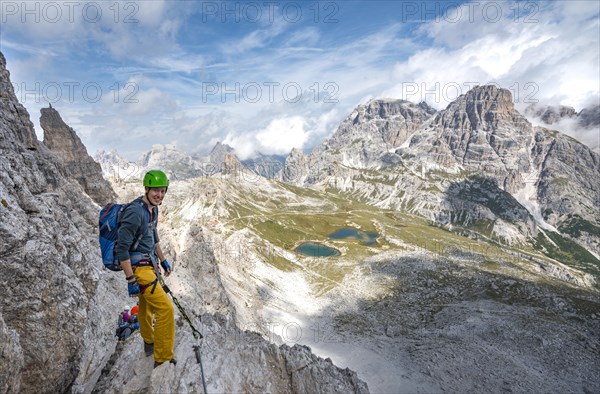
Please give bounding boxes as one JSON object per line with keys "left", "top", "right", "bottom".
{"left": 116, "top": 170, "right": 176, "bottom": 367}
{"left": 119, "top": 306, "right": 131, "bottom": 324}
{"left": 130, "top": 302, "right": 139, "bottom": 316}
{"left": 115, "top": 305, "right": 135, "bottom": 340}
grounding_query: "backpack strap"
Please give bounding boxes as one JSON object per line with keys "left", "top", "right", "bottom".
{"left": 130, "top": 200, "right": 151, "bottom": 252}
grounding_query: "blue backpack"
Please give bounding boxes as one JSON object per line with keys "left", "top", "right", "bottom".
{"left": 99, "top": 202, "right": 149, "bottom": 271}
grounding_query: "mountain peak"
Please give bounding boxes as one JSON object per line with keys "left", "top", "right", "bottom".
{"left": 0, "top": 52, "right": 38, "bottom": 150}
{"left": 433, "top": 84, "right": 525, "bottom": 132}
{"left": 461, "top": 84, "right": 515, "bottom": 112}
{"left": 210, "top": 141, "right": 234, "bottom": 155}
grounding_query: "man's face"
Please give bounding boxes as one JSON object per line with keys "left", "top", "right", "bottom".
{"left": 146, "top": 187, "right": 167, "bottom": 205}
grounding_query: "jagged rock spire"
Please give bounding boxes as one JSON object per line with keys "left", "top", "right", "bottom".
{"left": 40, "top": 105, "right": 116, "bottom": 205}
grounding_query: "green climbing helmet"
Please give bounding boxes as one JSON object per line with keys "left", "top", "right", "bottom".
{"left": 143, "top": 170, "right": 169, "bottom": 188}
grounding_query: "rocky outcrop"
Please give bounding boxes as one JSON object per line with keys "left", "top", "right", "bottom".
{"left": 335, "top": 99, "right": 435, "bottom": 151}
{"left": 94, "top": 149, "right": 145, "bottom": 183}
{"left": 40, "top": 106, "right": 116, "bottom": 205}
{"left": 421, "top": 86, "right": 533, "bottom": 196}
{"left": 532, "top": 129, "right": 600, "bottom": 253}
{"left": 0, "top": 311, "right": 23, "bottom": 393}
{"left": 282, "top": 147, "right": 314, "bottom": 184}
{"left": 94, "top": 314, "right": 368, "bottom": 394}
{"left": 325, "top": 98, "right": 435, "bottom": 167}
{"left": 280, "top": 99, "right": 436, "bottom": 185}
{"left": 209, "top": 141, "right": 235, "bottom": 166}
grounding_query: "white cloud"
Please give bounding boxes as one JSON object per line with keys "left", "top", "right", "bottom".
{"left": 223, "top": 116, "right": 308, "bottom": 160}
{"left": 283, "top": 27, "right": 321, "bottom": 47}
{"left": 256, "top": 116, "right": 308, "bottom": 153}
{"left": 221, "top": 17, "right": 288, "bottom": 54}
{"left": 124, "top": 87, "right": 177, "bottom": 115}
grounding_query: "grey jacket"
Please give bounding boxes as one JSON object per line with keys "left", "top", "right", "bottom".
{"left": 116, "top": 196, "right": 159, "bottom": 261}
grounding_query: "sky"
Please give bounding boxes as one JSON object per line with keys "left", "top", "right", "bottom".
{"left": 1, "top": 0, "right": 599, "bottom": 160}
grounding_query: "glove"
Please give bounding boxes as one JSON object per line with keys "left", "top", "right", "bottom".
{"left": 128, "top": 280, "right": 140, "bottom": 297}
{"left": 161, "top": 259, "right": 172, "bottom": 276}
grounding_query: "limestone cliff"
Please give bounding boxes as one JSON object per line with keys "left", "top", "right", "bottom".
{"left": 0, "top": 51, "right": 121, "bottom": 394}
{"left": 40, "top": 106, "right": 116, "bottom": 206}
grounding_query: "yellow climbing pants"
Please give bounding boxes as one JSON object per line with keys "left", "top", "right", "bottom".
{"left": 135, "top": 266, "right": 175, "bottom": 363}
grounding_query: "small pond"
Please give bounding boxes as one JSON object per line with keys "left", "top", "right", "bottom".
{"left": 294, "top": 242, "right": 341, "bottom": 257}
{"left": 327, "top": 228, "right": 379, "bottom": 246}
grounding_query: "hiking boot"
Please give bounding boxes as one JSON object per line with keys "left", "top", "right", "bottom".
{"left": 144, "top": 342, "right": 154, "bottom": 357}
{"left": 154, "top": 359, "right": 177, "bottom": 368}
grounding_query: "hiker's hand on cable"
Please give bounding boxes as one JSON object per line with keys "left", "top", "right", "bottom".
{"left": 127, "top": 279, "right": 140, "bottom": 297}
{"left": 161, "top": 259, "right": 172, "bottom": 276}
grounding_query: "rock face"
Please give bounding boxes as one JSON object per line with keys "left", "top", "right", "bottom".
{"left": 0, "top": 311, "right": 24, "bottom": 393}
{"left": 208, "top": 141, "right": 243, "bottom": 174}
{"left": 0, "top": 51, "right": 369, "bottom": 394}
{"left": 282, "top": 99, "right": 436, "bottom": 184}
{"left": 40, "top": 106, "right": 116, "bottom": 206}
{"left": 0, "top": 58, "right": 38, "bottom": 151}
{"left": 0, "top": 52, "right": 120, "bottom": 394}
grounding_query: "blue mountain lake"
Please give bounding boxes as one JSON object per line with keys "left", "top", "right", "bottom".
{"left": 327, "top": 228, "right": 379, "bottom": 245}
{"left": 294, "top": 242, "right": 341, "bottom": 257}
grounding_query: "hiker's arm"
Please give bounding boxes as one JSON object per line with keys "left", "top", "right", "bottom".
{"left": 117, "top": 206, "right": 142, "bottom": 280}
{"left": 155, "top": 243, "right": 172, "bottom": 276}
{"left": 156, "top": 243, "right": 166, "bottom": 263}
{"left": 120, "top": 259, "right": 135, "bottom": 280}
{"left": 156, "top": 243, "right": 172, "bottom": 276}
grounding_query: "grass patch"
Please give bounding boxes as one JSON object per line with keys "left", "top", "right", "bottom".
{"left": 558, "top": 214, "right": 600, "bottom": 238}
{"left": 550, "top": 178, "right": 569, "bottom": 187}
{"left": 532, "top": 230, "right": 600, "bottom": 273}
{"left": 263, "top": 253, "right": 296, "bottom": 272}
